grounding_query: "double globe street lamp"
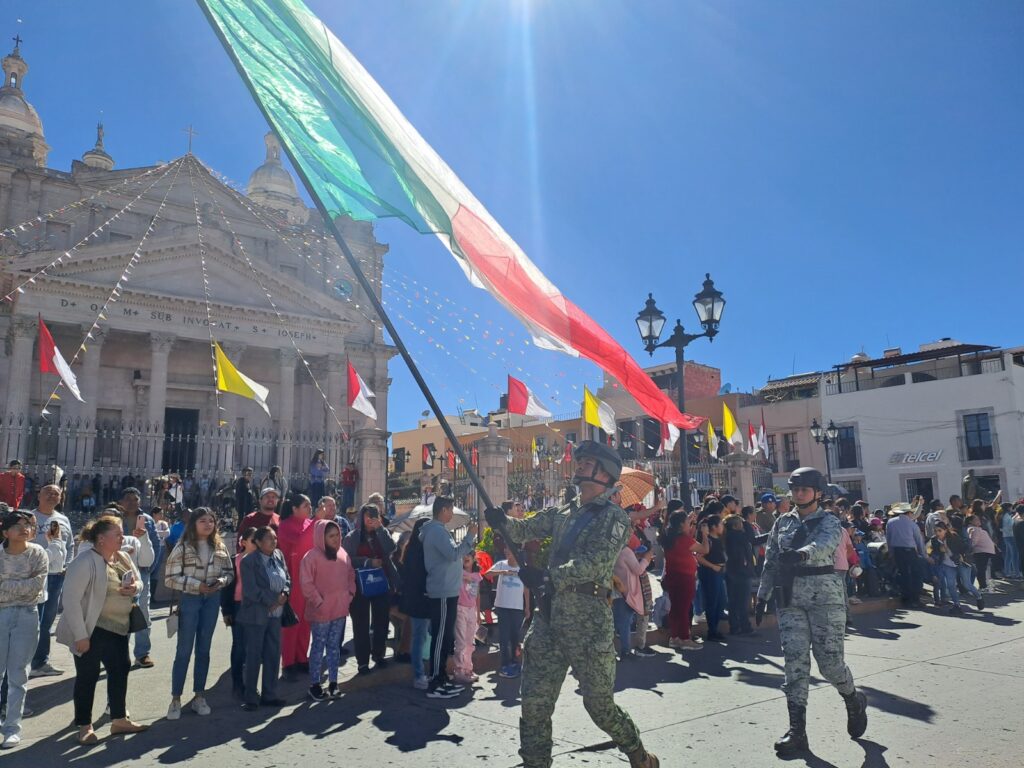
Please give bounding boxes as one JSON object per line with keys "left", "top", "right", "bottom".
{"left": 635, "top": 273, "right": 725, "bottom": 512}
{"left": 810, "top": 418, "right": 840, "bottom": 485}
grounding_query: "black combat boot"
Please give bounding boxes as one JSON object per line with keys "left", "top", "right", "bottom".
{"left": 841, "top": 688, "right": 868, "bottom": 739}
{"left": 774, "top": 701, "right": 808, "bottom": 755}
{"left": 626, "top": 745, "right": 660, "bottom": 768}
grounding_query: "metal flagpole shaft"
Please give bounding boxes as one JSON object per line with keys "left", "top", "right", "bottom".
{"left": 197, "top": 0, "right": 496, "bottom": 520}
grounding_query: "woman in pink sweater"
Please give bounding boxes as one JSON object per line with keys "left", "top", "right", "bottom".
{"left": 300, "top": 519, "right": 356, "bottom": 700}
{"left": 612, "top": 535, "right": 653, "bottom": 658}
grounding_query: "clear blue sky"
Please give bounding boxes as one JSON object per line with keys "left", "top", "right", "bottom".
{"left": 10, "top": 1, "right": 1024, "bottom": 432}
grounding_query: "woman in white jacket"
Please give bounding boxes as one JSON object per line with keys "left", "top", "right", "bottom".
{"left": 57, "top": 515, "right": 148, "bottom": 744}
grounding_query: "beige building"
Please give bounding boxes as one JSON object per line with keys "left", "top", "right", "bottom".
{"left": 0, "top": 42, "right": 395, "bottom": 500}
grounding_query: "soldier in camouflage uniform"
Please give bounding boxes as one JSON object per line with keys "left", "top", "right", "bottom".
{"left": 485, "top": 441, "right": 658, "bottom": 768}
{"left": 755, "top": 466, "right": 868, "bottom": 755}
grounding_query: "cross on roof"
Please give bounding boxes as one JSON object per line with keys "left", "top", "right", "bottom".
{"left": 12, "top": 34, "right": 22, "bottom": 49}
{"left": 183, "top": 124, "right": 198, "bottom": 154}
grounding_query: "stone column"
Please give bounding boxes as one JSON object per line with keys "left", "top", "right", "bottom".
{"left": 325, "top": 352, "right": 346, "bottom": 474}
{"left": 78, "top": 327, "right": 106, "bottom": 469}
{"left": 277, "top": 348, "right": 298, "bottom": 479}
{"left": 353, "top": 427, "right": 387, "bottom": 504}
{"left": 475, "top": 424, "right": 511, "bottom": 519}
{"left": 146, "top": 333, "right": 175, "bottom": 474}
{"left": 4, "top": 316, "right": 36, "bottom": 422}
{"left": 724, "top": 452, "right": 755, "bottom": 507}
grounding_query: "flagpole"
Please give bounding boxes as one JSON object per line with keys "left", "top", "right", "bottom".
{"left": 196, "top": 0, "right": 497, "bottom": 519}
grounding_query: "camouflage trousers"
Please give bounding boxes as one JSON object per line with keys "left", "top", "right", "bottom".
{"left": 519, "top": 596, "right": 642, "bottom": 768}
{"left": 778, "top": 602, "right": 856, "bottom": 706}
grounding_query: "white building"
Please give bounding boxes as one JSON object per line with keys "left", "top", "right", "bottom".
{"left": 822, "top": 340, "right": 1024, "bottom": 507}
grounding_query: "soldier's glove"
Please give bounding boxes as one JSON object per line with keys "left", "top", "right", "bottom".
{"left": 518, "top": 565, "right": 548, "bottom": 591}
{"left": 755, "top": 599, "right": 767, "bottom": 627}
{"left": 484, "top": 506, "right": 507, "bottom": 530}
{"left": 779, "top": 549, "right": 807, "bottom": 566}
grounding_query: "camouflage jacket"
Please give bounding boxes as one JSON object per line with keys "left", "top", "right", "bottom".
{"left": 757, "top": 508, "right": 845, "bottom": 607}
{"left": 503, "top": 497, "right": 632, "bottom": 592}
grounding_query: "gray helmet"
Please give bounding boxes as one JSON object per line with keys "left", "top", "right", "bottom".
{"left": 573, "top": 440, "right": 622, "bottom": 484}
{"left": 788, "top": 467, "right": 825, "bottom": 492}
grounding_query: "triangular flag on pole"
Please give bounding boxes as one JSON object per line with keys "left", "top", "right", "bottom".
{"left": 215, "top": 342, "right": 271, "bottom": 416}
{"left": 705, "top": 418, "right": 720, "bottom": 460}
{"left": 659, "top": 422, "right": 680, "bottom": 457}
{"left": 531, "top": 437, "right": 540, "bottom": 468}
{"left": 347, "top": 360, "right": 377, "bottom": 420}
{"left": 507, "top": 375, "right": 552, "bottom": 419}
{"left": 759, "top": 409, "right": 770, "bottom": 459}
{"left": 722, "top": 402, "right": 743, "bottom": 450}
{"left": 583, "top": 386, "right": 616, "bottom": 435}
{"left": 38, "top": 315, "right": 84, "bottom": 403}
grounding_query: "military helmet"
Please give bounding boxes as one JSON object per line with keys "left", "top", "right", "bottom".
{"left": 788, "top": 466, "right": 826, "bottom": 492}
{"left": 573, "top": 440, "right": 622, "bottom": 483}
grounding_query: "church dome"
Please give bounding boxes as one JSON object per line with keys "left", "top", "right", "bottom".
{"left": 81, "top": 122, "right": 114, "bottom": 170}
{"left": 0, "top": 40, "right": 49, "bottom": 166}
{"left": 246, "top": 132, "right": 307, "bottom": 223}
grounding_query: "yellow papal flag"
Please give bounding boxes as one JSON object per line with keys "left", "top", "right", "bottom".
{"left": 215, "top": 342, "right": 271, "bottom": 417}
{"left": 705, "top": 418, "right": 720, "bottom": 459}
{"left": 722, "top": 402, "right": 743, "bottom": 450}
{"left": 583, "top": 386, "right": 616, "bottom": 435}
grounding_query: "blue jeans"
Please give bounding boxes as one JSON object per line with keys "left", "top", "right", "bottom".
{"left": 31, "top": 573, "right": 64, "bottom": 669}
{"left": 171, "top": 593, "right": 221, "bottom": 696}
{"left": 0, "top": 605, "right": 40, "bottom": 737}
{"left": 956, "top": 564, "right": 981, "bottom": 599}
{"left": 230, "top": 613, "right": 246, "bottom": 692}
{"left": 612, "top": 598, "right": 635, "bottom": 653}
{"left": 699, "top": 570, "right": 725, "bottom": 636}
{"left": 1003, "top": 538, "right": 1022, "bottom": 579}
{"left": 936, "top": 565, "right": 959, "bottom": 607}
{"left": 133, "top": 568, "right": 152, "bottom": 660}
{"left": 495, "top": 607, "right": 524, "bottom": 666}
{"left": 410, "top": 617, "right": 430, "bottom": 679}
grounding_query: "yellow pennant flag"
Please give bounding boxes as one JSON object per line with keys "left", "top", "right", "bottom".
{"left": 722, "top": 402, "right": 743, "bottom": 449}
{"left": 531, "top": 436, "right": 540, "bottom": 468}
{"left": 215, "top": 342, "right": 271, "bottom": 417}
{"left": 583, "top": 386, "right": 616, "bottom": 435}
{"left": 705, "top": 418, "right": 720, "bottom": 459}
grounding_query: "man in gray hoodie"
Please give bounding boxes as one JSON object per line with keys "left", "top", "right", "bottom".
{"left": 419, "top": 496, "right": 477, "bottom": 698}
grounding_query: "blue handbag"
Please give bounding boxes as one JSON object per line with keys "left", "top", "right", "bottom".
{"left": 357, "top": 567, "right": 389, "bottom": 597}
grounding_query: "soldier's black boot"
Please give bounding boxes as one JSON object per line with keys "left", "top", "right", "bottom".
{"left": 774, "top": 701, "right": 808, "bottom": 756}
{"left": 626, "top": 745, "right": 660, "bottom": 768}
{"left": 841, "top": 688, "right": 868, "bottom": 739}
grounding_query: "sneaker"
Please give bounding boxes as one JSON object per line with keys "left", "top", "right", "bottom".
{"left": 426, "top": 685, "right": 459, "bottom": 699}
{"left": 667, "top": 637, "right": 683, "bottom": 648}
{"left": 498, "top": 665, "right": 515, "bottom": 679}
{"left": 977, "top": 596, "right": 985, "bottom": 610}
{"left": 679, "top": 639, "right": 704, "bottom": 650}
{"left": 166, "top": 699, "right": 182, "bottom": 721}
{"left": 849, "top": 596, "right": 862, "bottom": 605}
{"left": 328, "top": 682, "right": 341, "bottom": 698}
{"left": 136, "top": 656, "right": 155, "bottom": 669}
{"left": 508, "top": 663, "right": 522, "bottom": 678}
{"left": 442, "top": 680, "right": 465, "bottom": 693}
{"left": 357, "top": 666, "right": 371, "bottom": 676}
{"left": 191, "top": 696, "right": 211, "bottom": 716}
{"left": 308, "top": 685, "right": 328, "bottom": 701}
{"left": 412, "top": 675, "right": 429, "bottom": 690}
{"left": 29, "top": 663, "right": 63, "bottom": 678}
{"left": 1, "top": 734, "right": 21, "bottom": 749}
{"left": 633, "top": 646, "right": 657, "bottom": 658}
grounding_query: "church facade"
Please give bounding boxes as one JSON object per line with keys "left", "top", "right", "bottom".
{"left": 0, "top": 41, "right": 395, "bottom": 503}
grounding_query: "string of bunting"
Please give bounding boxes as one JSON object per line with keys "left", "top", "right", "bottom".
{"left": 2, "top": 161, "right": 178, "bottom": 303}
{"left": 191, "top": 155, "right": 349, "bottom": 437}
{"left": 41, "top": 157, "right": 187, "bottom": 415}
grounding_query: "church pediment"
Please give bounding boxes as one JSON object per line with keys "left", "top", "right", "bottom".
{"left": 14, "top": 229, "right": 349, "bottom": 321}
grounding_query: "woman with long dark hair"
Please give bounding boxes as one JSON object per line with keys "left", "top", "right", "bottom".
{"left": 309, "top": 450, "right": 329, "bottom": 507}
{"left": 164, "top": 507, "right": 233, "bottom": 720}
{"left": 342, "top": 503, "right": 397, "bottom": 674}
{"left": 237, "top": 526, "right": 289, "bottom": 711}
{"left": 659, "top": 506, "right": 708, "bottom": 650}
{"left": 397, "top": 517, "right": 431, "bottom": 689}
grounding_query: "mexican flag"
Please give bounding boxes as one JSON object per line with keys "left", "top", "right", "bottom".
{"left": 198, "top": 0, "right": 703, "bottom": 431}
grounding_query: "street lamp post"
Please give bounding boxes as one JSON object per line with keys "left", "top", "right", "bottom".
{"left": 810, "top": 418, "right": 840, "bottom": 486}
{"left": 635, "top": 273, "right": 725, "bottom": 512}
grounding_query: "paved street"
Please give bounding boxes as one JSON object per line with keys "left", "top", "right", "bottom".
{"left": 10, "top": 583, "right": 1024, "bottom": 768}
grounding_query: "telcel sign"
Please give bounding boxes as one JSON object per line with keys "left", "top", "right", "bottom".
{"left": 889, "top": 450, "right": 943, "bottom": 465}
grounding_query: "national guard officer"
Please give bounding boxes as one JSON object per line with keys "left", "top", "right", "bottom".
{"left": 755, "top": 466, "right": 867, "bottom": 755}
{"left": 485, "top": 440, "right": 659, "bottom": 768}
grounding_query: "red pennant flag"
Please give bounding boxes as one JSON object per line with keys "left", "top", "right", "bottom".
{"left": 563, "top": 441, "right": 573, "bottom": 464}
{"left": 471, "top": 445, "right": 479, "bottom": 466}
{"left": 446, "top": 449, "right": 456, "bottom": 469}
{"left": 38, "top": 315, "right": 83, "bottom": 402}
{"left": 507, "top": 374, "right": 552, "bottom": 418}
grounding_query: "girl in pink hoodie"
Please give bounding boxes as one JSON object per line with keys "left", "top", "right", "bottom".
{"left": 300, "top": 519, "right": 356, "bottom": 700}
